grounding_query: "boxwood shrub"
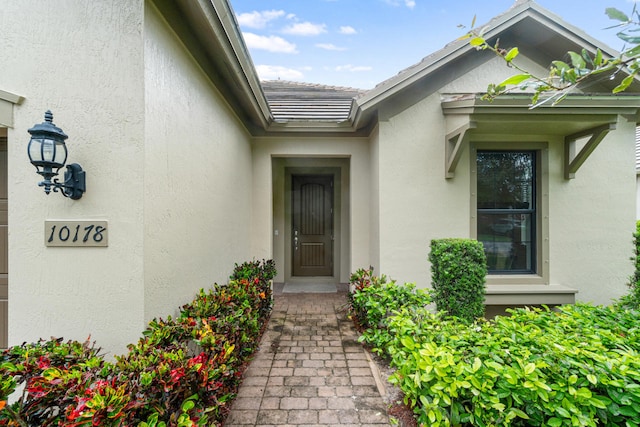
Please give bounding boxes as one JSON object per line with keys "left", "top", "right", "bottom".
{"left": 429, "top": 238, "right": 487, "bottom": 322}
{"left": 0, "top": 259, "right": 276, "bottom": 427}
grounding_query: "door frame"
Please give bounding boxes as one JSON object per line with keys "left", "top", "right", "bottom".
{"left": 283, "top": 165, "right": 343, "bottom": 283}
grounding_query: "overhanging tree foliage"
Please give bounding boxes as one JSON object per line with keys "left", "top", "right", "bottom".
{"left": 461, "top": 5, "right": 640, "bottom": 106}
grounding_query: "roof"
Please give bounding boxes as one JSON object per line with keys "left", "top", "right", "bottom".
{"left": 157, "top": 0, "right": 640, "bottom": 136}
{"left": 261, "top": 80, "right": 365, "bottom": 122}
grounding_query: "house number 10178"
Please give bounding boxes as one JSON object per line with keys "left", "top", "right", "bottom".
{"left": 45, "top": 221, "right": 108, "bottom": 247}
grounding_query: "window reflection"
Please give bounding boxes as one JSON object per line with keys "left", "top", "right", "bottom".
{"left": 477, "top": 151, "right": 536, "bottom": 273}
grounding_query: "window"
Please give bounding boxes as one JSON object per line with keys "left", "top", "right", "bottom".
{"left": 476, "top": 151, "right": 536, "bottom": 274}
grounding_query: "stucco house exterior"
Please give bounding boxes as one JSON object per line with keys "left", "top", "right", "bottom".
{"left": 1, "top": 0, "right": 638, "bottom": 353}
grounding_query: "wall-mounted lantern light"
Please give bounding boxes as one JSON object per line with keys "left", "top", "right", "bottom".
{"left": 27, "top": 110, "right": 86, "bottom": 200}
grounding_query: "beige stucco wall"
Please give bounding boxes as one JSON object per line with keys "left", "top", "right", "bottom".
{"left": 143, "top": 3, "right": 253, "bottom": 322}
{"left": 375, "top": 96, "right": 471, "bottom": 287}
{"left": 1, "top": 1, "right": 255, "bottom": 356}
{"left": 548, "top": 119, "right": 636, "bottom": 303}
{"left": 2, "top": 1, "right": 146, "bottom": 354}
{"left": 373, "top": 54, "right": 635, "bottom": 304}
{"left": 251, "top": 137, "right": 370, "bottom": 283}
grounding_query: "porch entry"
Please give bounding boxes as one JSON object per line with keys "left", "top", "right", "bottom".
{"left": 291, "top": 174, "right": 333, "bottom": 277}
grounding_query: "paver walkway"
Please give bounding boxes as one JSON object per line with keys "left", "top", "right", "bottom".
{"left": 224, "top": 286, "right": 391, "bottom": 426}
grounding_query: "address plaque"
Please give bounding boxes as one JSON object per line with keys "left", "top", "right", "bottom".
{"left": 45, "top": 220, "right": 108, "bottom": 247}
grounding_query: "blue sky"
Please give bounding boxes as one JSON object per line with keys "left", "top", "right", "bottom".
{"left": 228, "top": 0, "right": 638, "bottom": 89}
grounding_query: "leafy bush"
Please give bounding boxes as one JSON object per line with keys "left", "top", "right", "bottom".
{"left": 621, "top": 220, "right": 640, "bottom": 309}
{"left": 348, "top": 267, "right": 432, "bottom": 355}
{"left": 356, "top": 288, "right": 640, "bottom": 427}
{"left": 0, "top": 259, "right": 276, "bottom": 427}
{"left": 429, "top": 238, "right": 487, "bottom": 323}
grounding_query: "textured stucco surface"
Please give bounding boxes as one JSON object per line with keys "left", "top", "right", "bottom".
{"left": 2, "top": 0, "right": 146, "bottom": 355}
{"left": 143, "top": 3, "right": 253, "bottom": 323}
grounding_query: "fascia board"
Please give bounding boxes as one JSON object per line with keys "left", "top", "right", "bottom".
{"left": 208, "top": 0, "right": 272, "bottom": 123}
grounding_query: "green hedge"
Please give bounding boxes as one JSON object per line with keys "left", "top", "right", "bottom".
{"left": 623, "top": 220, "right": 640, "bottom": 309}
{"left": 352, "top": 272, "right": 640, "bottom": 427}
{"left": 0, "top": 259, "right": 276, "bottom": 427}
{"left": 429, "top": 238, "right": 487, "bottom": 322}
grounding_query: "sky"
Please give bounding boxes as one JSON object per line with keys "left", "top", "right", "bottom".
{"left": 228, "top": 0, "right": 639, "bottom": 89}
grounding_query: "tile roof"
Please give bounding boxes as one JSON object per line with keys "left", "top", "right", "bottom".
{"left": 261, "top": 80, "right": 366, "bottom": 122}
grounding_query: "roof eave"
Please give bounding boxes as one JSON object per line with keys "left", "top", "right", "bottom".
{"left": 151, "top": 0, "right": 273, "bottom": 131}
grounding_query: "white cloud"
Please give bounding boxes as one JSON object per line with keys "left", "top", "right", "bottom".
{"left": 242, "top": 33, "right": 298, "bottom": 53}
{"left": 383, "top": 0, "right": 416, "bottom": 9}
{"left": 339, "top": 26, "right": 357, "bottom": 35}
{"left": 255, "top": 65, "right": 305, "bottom": 81}
{"left": 335, "top": 64, "right": 373, "bottom": 72}
{"left": 236, "top": 10, "right": 285, "bottom": 29}
{"left": 316, "top": 43, "right": 347, "bottom": 51}
{"left": 282, "top": 22, "right": 327, "bottom": 36}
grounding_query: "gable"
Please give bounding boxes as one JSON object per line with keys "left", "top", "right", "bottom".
{"left": 356, "top": 0, "right": 640, "bottom": 126}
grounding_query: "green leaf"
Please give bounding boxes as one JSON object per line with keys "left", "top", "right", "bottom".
{"left": 594, "top": 49, "right": 603, "bottom": 67}
{"left": 552, "top": 60, "right": 570, "bottom": 71}
{"left": 492, "top": 402, "right": 506, "bottom": 411}
{"left": 524, "top": 362, "right": 536, "bottom": 375}
{"left": 509, "top": 408, "right": 530, "bottom": 420}
{"left": 606, "top": 7, "right": 630, "bottom": 22}
{"left": 613, "top": 73, "right": 636, "bottom": 93}
{"left": 624, "top": 44, "right": 640, "bottom": 58}
{"left": 617, "top": 32, "right": 640, "bottom": 44}
{"left": 182, "top": 399, "right": 195, "bottom": 412}
{"left": 548, "top": 418, "right": 563, "bottom": 427}
{"left": 499, "top": 73, "right": 531, "bottom": 86}
{"left": 568, "top": 51, "right": 586, "bottom": 69}
{"left": 470, "top": 37, "right": 484, "bottom": 47}
{"left": 472, "top": 357, "right": 482, "bottom": 373}
{"left": 588, "top": 397, "right": 608, "bottom": 409}
{"left": 504, "top": 47, "right": 519, "bottom": 62}
{"left": 400, "top": 336, "right": 415, "bottom": 350}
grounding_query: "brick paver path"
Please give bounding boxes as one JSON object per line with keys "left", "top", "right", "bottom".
{"left": 225, "top": 289, "right": 391, "bottom": 426}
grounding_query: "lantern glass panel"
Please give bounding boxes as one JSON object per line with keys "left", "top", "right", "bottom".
{"left": 29, "top": 137, "right": 67, "bottom": 168}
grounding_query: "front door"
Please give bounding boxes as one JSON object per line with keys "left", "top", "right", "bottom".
{"left": 292, "top": 174, "right": 333, "bottom": 276}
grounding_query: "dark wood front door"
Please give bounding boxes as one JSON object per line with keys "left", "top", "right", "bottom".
{"left": 292, "top": 174, "right": 333, "bottom": 276}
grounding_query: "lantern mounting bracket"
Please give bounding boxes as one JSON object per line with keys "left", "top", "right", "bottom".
{"left": 40, "top": 163, "right": 86, "bottom": 200}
